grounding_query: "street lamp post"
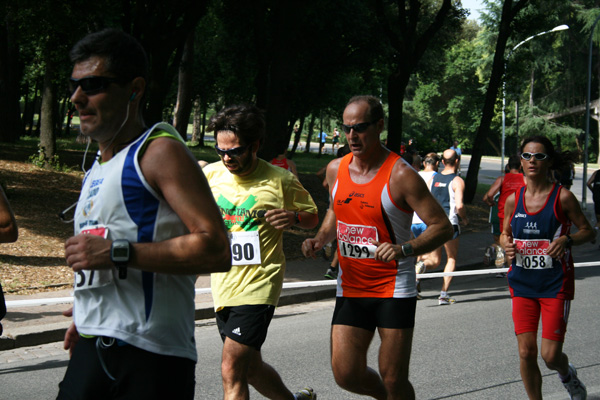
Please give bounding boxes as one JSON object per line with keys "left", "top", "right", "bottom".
{"left": 582, "top": 14, "right": 600, "bottom": 211}
{"left": 501, "top": 24, "right": 570, "bottom": 172}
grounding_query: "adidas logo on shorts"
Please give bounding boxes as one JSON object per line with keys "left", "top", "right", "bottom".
{"left": 232, "top": 327, "right": 242, "bottom": 336}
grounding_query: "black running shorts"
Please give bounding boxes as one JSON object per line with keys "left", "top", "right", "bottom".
{"left": 216, "top": 304, "right": 275, "bottom": 351}
{"left": 57, "top": 336, "right": 196, "bottom": 400}
{"left": 332, "top": 297, "right": 417, "bottom": 331}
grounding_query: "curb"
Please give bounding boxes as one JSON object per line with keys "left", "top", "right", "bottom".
{"left": 0, "top": 286, "right": 336, "bottom": 351}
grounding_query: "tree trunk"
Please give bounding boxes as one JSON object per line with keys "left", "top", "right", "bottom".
{"left": 134, "top": 1, "right": 209, "bottom": 125}
{"left": 64, "top": 103, "right": 74, "bottom": 136}
{"left": 0, "top": 17, "right": 22, "bottom": 142}
{"left": 191, "top": 97, "right": 200, "bottom": 144}
{"left": 40, "top": 53, "right": 56, "bottom": 168}
{"left": 256, "top": 2, "right": 299, "bottom": 161}
{"left": 290, "top": 116, "right": 305, "bottom": 155}
{"left": 386, "top": 71, "right": 410, "bottom": 154}
{"left": 464, "top": 0, "right": 530, "bottom": 203}
{"left": 25, "top": 80, "right": 40, "bottom": 133}
{"left": 597, "top": 58, "right": 600, "bottom": 163}
{"left": 173, "top": 30, "right": 195, "bottom": 138}
{"left": 373, "top": 0, "right": 453, "bottom": 154}
{"left": 304, "top": 114, "right": 316, "bottom": 153}
{"left": 529, "top": 69, "right": 535, "bottom": 107}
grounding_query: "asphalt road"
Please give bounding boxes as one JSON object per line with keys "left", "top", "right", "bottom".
{"left": 1, "top": 253, "right": 598, "bottom": 399}
{"left": 1, "top": 151, "right": 598, "bottom": 399}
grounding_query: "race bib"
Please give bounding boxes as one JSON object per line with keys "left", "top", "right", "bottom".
{"left": 514, "top": 239, "right": 553, "bottom": 269}
{"left": 229, "top": 231, "right": 262, "bottom": 266}
{"left": 337, "top": 221, "right": 378, "bottom": 259}
{"left": 74, "top": 226, "right": 114, "bottom": 291}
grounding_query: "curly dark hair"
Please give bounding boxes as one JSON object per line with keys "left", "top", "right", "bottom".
{"left": 207, "top": 104, "right": 266, "bottom": 147}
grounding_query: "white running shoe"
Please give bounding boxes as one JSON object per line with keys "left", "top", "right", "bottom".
{"left": 294, "top": 387, "right": 317, "bottom": 400}
{"left": 438, "top": 296, "right": 455, "bottom": 306}
{"left": 562, "top": 363, "right": 587, "bottom": 400}
{"left": 415, "top": 260, "right": 426, "bottom": 275}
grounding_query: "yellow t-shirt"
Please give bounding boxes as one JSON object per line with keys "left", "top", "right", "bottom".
{"left": 203, "top": 159, "right": 317, "bottom": 310}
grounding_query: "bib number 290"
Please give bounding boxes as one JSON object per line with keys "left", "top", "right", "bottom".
{"left": 229, "top": 231, "right": 261, "bottom": 265}
{"left": 232, "top": 243, "right": 255, "bottom": 263}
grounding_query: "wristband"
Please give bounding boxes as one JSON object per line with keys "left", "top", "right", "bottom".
{"left": 565, "top": 234, "right": 573, "bottom": 248}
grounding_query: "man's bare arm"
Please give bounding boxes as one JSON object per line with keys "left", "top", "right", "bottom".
{"left": 483, "top": 176, "right": 502, "bottom": 206}
{"left": 0, "top": 186, "right": 17, "bottom": 243}
{"left": 388, "top": 161, "right": 452, "bottom": 256}
{"left": 65, "top": 138, "right": 231, "bottom": 275}
{"left": 302, "top": 158, "right": 340, "bottom": 258}
{"left": 453, "top": 177, "right": 469, "bottom": 225}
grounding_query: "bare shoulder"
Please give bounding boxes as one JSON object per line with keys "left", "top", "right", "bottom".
{"left": 390, "top": 156, "right": 420, "bottom": 183}
{"left": 143, "top": 135, "right": 192, "bottom": 161}
{"left": 388, "top": 157, "right": 426, "bottom": 201}
{"left": 140, "top": 137, "right": 204, "bottom": 189}
{"left": 325, "top": 157, "right": 344, "bottom": 180}
{"left": 453, "top": 174, "right": 466, "bottom": 188}
{"left": 559, "top": 186, "right": 578, "bottom": 208}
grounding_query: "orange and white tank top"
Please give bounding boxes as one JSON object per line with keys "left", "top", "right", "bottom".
{"left": 332, "top": 152, "right": 416, "bottom": 298}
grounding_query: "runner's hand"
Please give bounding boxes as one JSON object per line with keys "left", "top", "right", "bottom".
{"left": 547, "top": 236, "right": 568, "bottom": 259}
{"left": 265, "top": 209, "right": 295, "bottom": 230}
{"left": 302, "top": 238, "right": 323, "bottom": 259}
{"left": 372, "top": 240, "right": 401, "bottom": 262}
{"left": 502, "top": 234, "right": 516, "bottom": 262}
{"left": 65, "top": 234, "right": 112, "bottom": 272}
{"left": 62, "top": 307, "right": 79, "bottom": 357}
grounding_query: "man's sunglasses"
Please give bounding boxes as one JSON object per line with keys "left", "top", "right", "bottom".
{"left": 215, "top": 144, "right": 249, "bottom": 158}
{"left": 341, "top": 120, "right": 377, "bottom": 134}
{"left": 521, "top": 152, "right": 548, "bottom": 161}
{"left": 69, "top": 76, "right": 122, "bottom": 96}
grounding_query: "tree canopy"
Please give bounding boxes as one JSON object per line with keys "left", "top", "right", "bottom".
{"left": 1, "top": 0, "right": 599, "bottom": 202}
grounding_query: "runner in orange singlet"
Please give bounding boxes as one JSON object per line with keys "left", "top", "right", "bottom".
{"left": 302, "top": 95, "right": 452, "bottom": 400}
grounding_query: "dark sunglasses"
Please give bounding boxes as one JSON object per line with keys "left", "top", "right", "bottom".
{"left": 521, "top": 152, "right": 548, "bottom": 161}
{"left": 215, "top": 144, "right": 250, "bottom": 158}
{"left": 69, "top": 76, "right": 122, "bottom": 96}
{"left": 341, "top": 120, "right": 377, "bottom": 134}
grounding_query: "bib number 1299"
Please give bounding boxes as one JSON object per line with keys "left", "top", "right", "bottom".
{"left": 340, "top": 242, "right": 372, "bottom": 259}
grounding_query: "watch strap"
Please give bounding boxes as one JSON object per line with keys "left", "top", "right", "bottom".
{"left": 565, "top": 234, "right": 573, "bottom": 248}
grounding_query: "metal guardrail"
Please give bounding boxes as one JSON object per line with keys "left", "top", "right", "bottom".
{"left": 6, "top": 262, "right": 599, "bottom": 308}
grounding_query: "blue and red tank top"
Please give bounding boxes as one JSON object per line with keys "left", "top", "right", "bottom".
{"left": 508, "top": 184, "right": 573, "bottom": 299}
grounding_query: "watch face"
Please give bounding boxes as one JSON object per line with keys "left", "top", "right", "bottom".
{"left": 112, "top": 241, "right": 130, "bottom": 263}
{"left": 113, "top": 248, "right": 129, "bottom": 258}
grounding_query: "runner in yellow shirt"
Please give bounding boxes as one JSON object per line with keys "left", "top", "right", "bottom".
{"left": 201, "top": 103, "right": 319, "bottom": 400}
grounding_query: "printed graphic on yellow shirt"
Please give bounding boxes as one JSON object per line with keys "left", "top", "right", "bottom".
{"left": 217, "top": 194, "right": 261, "bottom": 231}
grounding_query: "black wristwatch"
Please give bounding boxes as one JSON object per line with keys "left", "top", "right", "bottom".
{"left": 565, "top": 235, "right": 573, "bottom": 248}
{"left": 294, "top": 212, "right": 301, "bottom": 225}
{"left": 111, "top": 239, "right": 130, "bottom": 279}
{"left": 401, "top": 242, "right": 414, "bottom": 257}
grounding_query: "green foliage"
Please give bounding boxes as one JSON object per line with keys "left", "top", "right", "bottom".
{"left": 403, "top": 16, "right": 485, "bottom": 152}
{"left": 28, "top": 143, "right": 73, "bottom": 172}
{"left": 3, "top": 0, "right": 600, "bottom": 169}
{"left": 187, "top": 140, "right": 332, "bottom": 175}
